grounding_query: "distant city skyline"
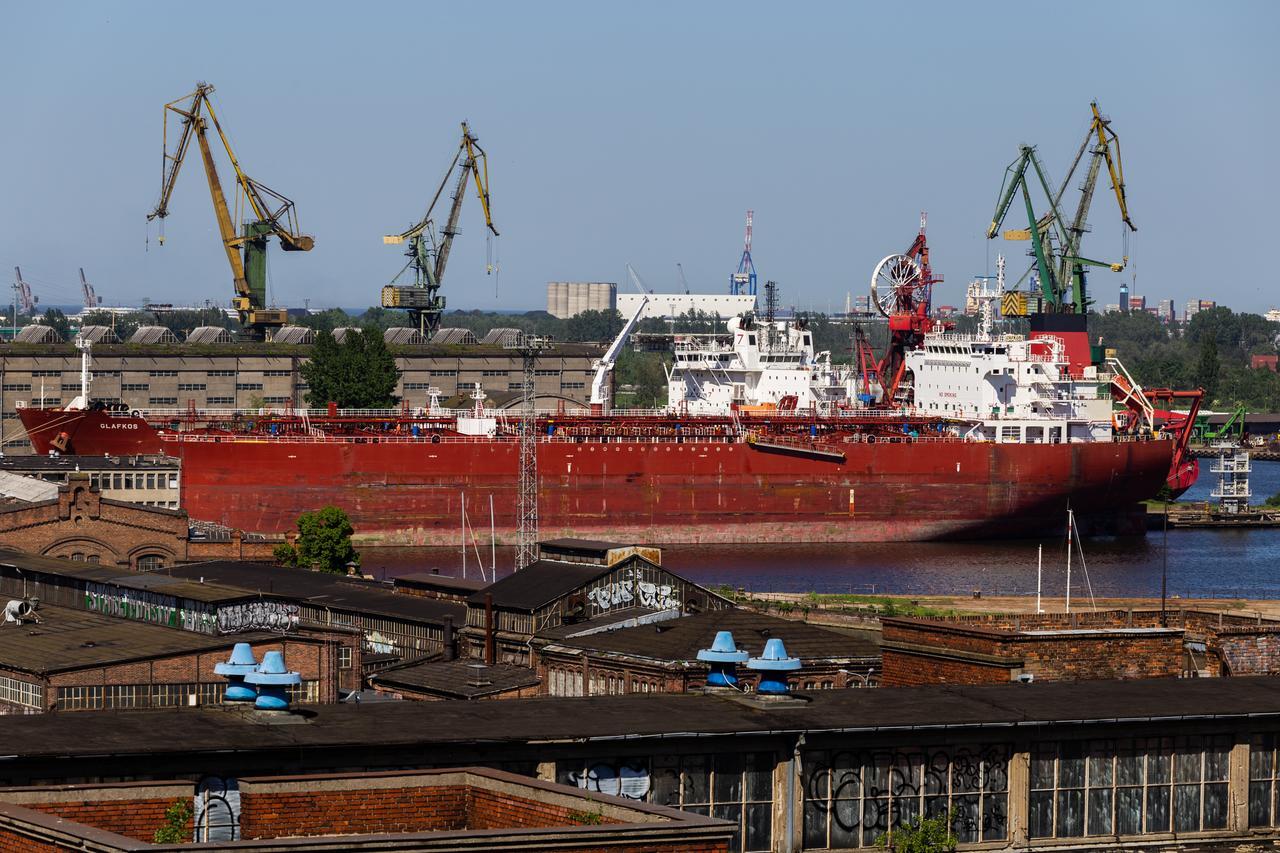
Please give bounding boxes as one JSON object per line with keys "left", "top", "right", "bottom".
{"left": 3, "top": 2, "right": 1278, "bottom": 316}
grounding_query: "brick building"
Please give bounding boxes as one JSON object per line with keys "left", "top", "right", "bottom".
{"left": 460, "top": 539, "right": 732, "bottom": 666}
{"left": 4, "top": 679, "right": 1280, "bottom": 850}
{"left": 0, "top": 604, "right": 339, "bottom": 713}
{"left": 372, "top": 540, "right": 876, "bottom": 701}
{"left": 880, "top": 608, "right": 1280, "bottom": 687}
{"left": 0, "top": 768, "right": 729, "bottom": 850}
{"left": 534, "top": 608, "right": 880, "bottom": 696}
{"left": 0, "top": 341, "right": 602, "bottom": 452}
{"left": 167, "top": 560, "right": 466, "bottom": 673}
{"left": 0, "top": 473, "right": 280, "bottom": 568}
{"left": 0, "top": 453, "right": 182, "bottom": 508}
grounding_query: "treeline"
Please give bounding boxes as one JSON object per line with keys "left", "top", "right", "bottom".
{"left": 1089, "top": 307, "right": 1280, "bottom": 410}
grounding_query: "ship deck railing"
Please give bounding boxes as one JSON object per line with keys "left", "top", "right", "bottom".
{"left": 157, "top": 429, "right": 1166, "bottom": 447}
{"left": 125, "top": 404, "right": 940, "bottom": 422}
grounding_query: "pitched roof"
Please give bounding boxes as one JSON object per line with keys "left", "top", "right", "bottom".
{"left": 168, "top": 561, "right": 465, "bottom": 624}
{"left": 372, "top": 659, "right": 540, "bottom": 699}
{"left": 468, "top": 560, "right": 611, "bottom": 611}
{"left": 542, "top": 609, "right": 880, "bottom": 662}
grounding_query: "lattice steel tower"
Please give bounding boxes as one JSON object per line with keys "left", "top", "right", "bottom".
{"left": 506, "top": 333, "right": 551, "bottom": 570}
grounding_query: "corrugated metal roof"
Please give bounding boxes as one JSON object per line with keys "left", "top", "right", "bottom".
{"left": 430, "top": 328, "right": 478, "bottom": 345}
{"left": 184, "top": 326, "right": 234, "bottom": 345}
{"left": 270, "top": 326, "right": 315, "bottom": 345}
{"left": 481, "top": 327, "right": 523, "bottom": 346}
{"left": 383, "top": 327, "right": 427, "bottom": 346}
{"left": 0, "top": 471, "right": 58, "bottom": 502}
{"left": 128, "top": 326, "right": 179, "bottom": 345}
{"left": 77, "top": 325, "right": 119, "bottom": 344}
{"left": 332, "top": 327, "right": 359, "bottom": 343}
{"left": 14, "top": 325, "right": 60, "bottom": 344}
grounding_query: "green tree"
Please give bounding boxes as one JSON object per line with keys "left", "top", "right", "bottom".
{"left": 300, "top": 329, "right": 400, "bottom": 408}
{"left": 40, "top": 308, "right": 72, "bottom": 341}
{"left": 275, "top": 506, "right": 359, "bottom": 574}
{"left": 1197, "top": 336, "right": 1221, "bottom": 404}
{"left": 564, "top": 309, "right": 623, "bottom": 342}
{"left": 153, "top": 799, "right": 193, "bottom": 844}
{"left": 876, "top": 812, "right": 957, "bottom": 852}
{"left": 1266, "top": 492, "right": 1280, "bottom": 509}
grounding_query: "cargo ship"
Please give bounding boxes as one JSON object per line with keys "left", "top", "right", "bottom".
{"left": 18, "top": 279, "right": 1200, "bottom": 544}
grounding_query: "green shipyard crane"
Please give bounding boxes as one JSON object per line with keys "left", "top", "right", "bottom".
{"left": 146, "top": 82, "right": 314, "bottom": 337}
{"left": 382, "top": 122, "right": 498, "bottom": 336}
{"left": 986, "top": 102, "right": 1135, "bottom": 313}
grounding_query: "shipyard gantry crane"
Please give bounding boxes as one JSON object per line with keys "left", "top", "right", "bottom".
{"left": 146, "top": 82, "right": 314, "bottom": 337}
{"left": 986, "top": 101, "right": 1135, "bottom": 314}
{"left": 382, "top": 122, "right": 498, "bottom": 336}
{"left": 729, "top": 210, "right": 757, "bottom": 296}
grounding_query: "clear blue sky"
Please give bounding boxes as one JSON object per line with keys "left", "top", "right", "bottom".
{"left": 3, "top": 1, "right": 1276, "bottom": 314}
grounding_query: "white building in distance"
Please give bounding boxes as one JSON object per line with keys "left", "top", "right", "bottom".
{"left": 617, "top": 293, "right": 757, "bottom": 321}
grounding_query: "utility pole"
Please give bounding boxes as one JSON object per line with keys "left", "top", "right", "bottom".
{"left": 505, "top": 333, "right": 551, "bottom": 570}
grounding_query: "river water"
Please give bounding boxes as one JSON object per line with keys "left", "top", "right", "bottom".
{"left": 361, "top": 460, "right": 1280, "bottom": 600}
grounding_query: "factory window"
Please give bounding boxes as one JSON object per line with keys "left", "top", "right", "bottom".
{"left": 207, "top": 396, "right": 235, "bottom": 405}
{"left": 150, "top": 397, "right": 178, "bottom": 405}
{"left": 429, "top": 370, "right": 457, "bottom": 377}
{"left": 55, "top": 685, "right": 103, "bottom": 711}
{"left": 403, "top": 382, "right": 431, "bottom": 391}
{"left": 149, "top": 370, "right": 178, "bottom": 377}
{"left": 338, "top": 646, "right": 352, "bottom": 670}
{"left": 87, "top": 554, "right": 99, "bottom": 564}
{"left": 0, "top": 413, "right": 16, "bottom": 420}
{"left": 559, "top": 752, "right": 774, "bottom": 852}
{"left": 111, "top": 473, "right": 122, "bottom": 489}
{"left": 1245, "top": 734, "right": 1280, "bottom": 826}
{"left": 121, "top": 383, "right": 149, "bottom": 391}
{"left": 481, "top": 370, "right": 508, "bottom": 377}
{"left": 263, "top": 370, "right": 292, "bottom": 376}
{"left": 508, "top": 382, "right": 525, "bottom": 391}
{"left": 803, "top": 744, "right": 1009, "bottom": 848}
{"left": 178, "top": 383, "right": 206, "bottom": 391}
{"left": 145, "top": 473, "right": 156, "bottom": 489}
{"left": 286, "top": 680, "right": 321, "bottom": 704}
{"left": 535, "top": 369, "right": 560, "bottom": 376}
{"left": 207, "top": 370, "right": 235, "bottom": 377}
{"left": 236, "top": 383, "right": 263, "bottom": 391}
{"left": 2, "top": 383, "right": 31, "bottom": 392}
{"left": 105, "top": 684, "right": 144, "bottom": 710}
{"left": 263, "top": 396, "right": 290, "bottom": 404}
{"left": 150, "top": 683, "right": 198, "bottom": 708}
{"left": 31, "top": 369, "right": 62, "bottom": 377}
{"left": 1030, "top": 736, "right": 1229, "bottom": 839}
{"left": 32, "top": 398, "right": 60, "bottom": 407}
{"left": 4, "top": 439, "right": 30, "bottom": 447}
{"left": 0, "top": 674, "right": 42, "bottom": 709}
{"left": 61, "top": 383, "right": 83, "bottom": 392}
{"left": 199, "top": 682, "right": 227, "bottom": 705}
{"left": 96, "top": 370, "right": 120, "bottom": 377}
{"left": 561, "top": 382, "right": 585, "bottom": 390}
{"left": 136, "top": 553, "right": 165, "bottom": 571}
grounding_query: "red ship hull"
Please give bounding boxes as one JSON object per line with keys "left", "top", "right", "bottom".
{"left": 168, "top": 433, "right": 1169, "bottom": 544}
{"left": 19, "top": 407, "right": 1173, "bottom": 544}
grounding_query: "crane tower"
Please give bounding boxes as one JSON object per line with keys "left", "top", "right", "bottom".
{"left": 729, "top": 210, "right": 757, "bottom": 296}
